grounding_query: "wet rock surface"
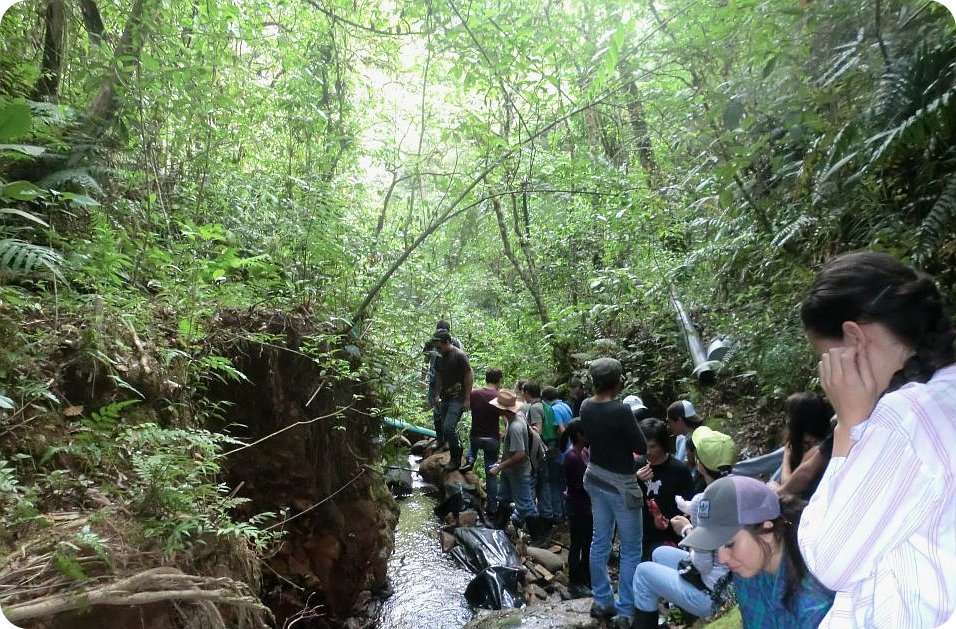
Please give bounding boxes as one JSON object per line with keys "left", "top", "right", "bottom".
{"left": 463, "top": 597, "right": 599, "bottom": 628}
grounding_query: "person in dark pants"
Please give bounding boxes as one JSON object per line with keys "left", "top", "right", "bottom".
{"left": 423, "top": 320, "right": 462, "bottom": 447}
{"left": 562, "top": 419, "right": 592, "bottom": 598}
{"left": 430, "top": 329, "right": 473, "bottom": 471}
{"left": 466, "top": 367, "right": 504, "bottom": 513}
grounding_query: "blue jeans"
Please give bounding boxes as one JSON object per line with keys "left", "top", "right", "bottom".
{"left": 498, "top": 468, "right": 537, "bottom": 523}
{"left": 585, "top": 476, "right": 644, "bottom": 618}
{"left": 437, "top": 400, "right": 464, "bottom": 464}
{"left": 469, "top": 436, "right": 500, "bottom": 513}
{"left": 632, "top": 545, "right": 715, "bottom": 618}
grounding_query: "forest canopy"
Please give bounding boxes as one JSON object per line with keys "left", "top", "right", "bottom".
{"left": 1, "top": 0, "right": 955, "bottom": 424}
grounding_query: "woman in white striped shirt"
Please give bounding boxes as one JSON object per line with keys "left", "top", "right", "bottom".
{"left": 798, "top": 251, "right": 956, "bottom": 628}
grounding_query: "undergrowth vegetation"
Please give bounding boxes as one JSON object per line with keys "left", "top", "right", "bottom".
{"left": 0, "top": 0, "right": 954, "bottom": 624}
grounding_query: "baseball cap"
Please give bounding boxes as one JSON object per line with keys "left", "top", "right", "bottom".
{"left": 680, "top": 476, "right": 780, "bottom": 550}
{"left": 692, "top": 426, "right": 737, "bottom": 470}
{"left": 623, "top": 395, "right": 646, "bottom": 413}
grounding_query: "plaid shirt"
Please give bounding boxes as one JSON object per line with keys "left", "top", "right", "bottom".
{"left": 734, "top": 553, "right": 834, "bottom": 629}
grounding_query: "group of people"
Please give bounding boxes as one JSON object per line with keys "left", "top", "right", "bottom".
{"left": 424, "top": 250, "right": 956, "bottom": 628}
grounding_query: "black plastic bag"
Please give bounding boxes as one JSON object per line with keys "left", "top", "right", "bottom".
{"left": 447, "top": 527, "right": 521, "bottom": 573}
{"left": 464, "top": 566, "right": 525, "bottom": 610}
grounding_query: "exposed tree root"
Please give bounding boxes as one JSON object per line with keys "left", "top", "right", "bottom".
{"left": 3, "top": 567, "right": 271, "bottom": 625}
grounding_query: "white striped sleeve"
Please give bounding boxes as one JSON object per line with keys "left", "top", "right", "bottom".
{"left": 798, "top": 415, "right": 941, "bottom": 592}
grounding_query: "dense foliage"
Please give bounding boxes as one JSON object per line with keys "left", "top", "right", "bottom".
{"left": 0, "top": 0, "right": 954, "bottom": 601}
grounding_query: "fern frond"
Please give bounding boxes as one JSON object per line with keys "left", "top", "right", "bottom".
{"left": 37, "top": 168, "right": 103, "bottom": 194}
{"left": 770, "top": 215, "right": 817, "bottom": 249}
{"left": 915, "top": 175, "right": 956, "bottom": 263}
{"left": 868, "top": 85, "right": 956, "bottom": 167}
{"left": 0, "top": 238, "right": 65, "bottom": 280}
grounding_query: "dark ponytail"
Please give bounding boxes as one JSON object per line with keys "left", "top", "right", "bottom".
{"left": 801, "top": 251, "right": 956, "bottom": 392}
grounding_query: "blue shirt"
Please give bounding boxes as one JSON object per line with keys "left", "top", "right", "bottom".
{"left": 734, "top": 551, "right": 834, "bottom": 629}
{"left": 551, "top": 399, "right": 573, "bottom": 429}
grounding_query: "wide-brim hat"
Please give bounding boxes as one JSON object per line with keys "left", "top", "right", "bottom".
{"left": 489, "top": 390, "right": 523, "bottom": 413}
{"left": 680, "top": 476, "right": 780, "bottom": 551}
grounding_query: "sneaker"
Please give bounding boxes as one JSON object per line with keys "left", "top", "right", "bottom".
{"left": 459, "top": 461, "right": 474, "bottom": 472}
{"left": 589, "top": 602, "right": 615, "bottom": 620}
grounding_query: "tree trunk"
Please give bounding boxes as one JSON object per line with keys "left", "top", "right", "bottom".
{"left": 77, "top": 0, "right": 106, "bottom": 46}
{"left": 618, "top": 60, "right": 660, "bottom": 188}
{"left": 33, "top": 0, "right": 67, "bottom": 101}
{"left": 491, "top": 196, "right": 550, "bottom": 326}
{"left": 85, "top": 0, "right": 153, "bottom": 128}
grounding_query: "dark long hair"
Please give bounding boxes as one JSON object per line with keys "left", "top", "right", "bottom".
{"left": 801, "top": 251, "right": 956, "bottom": 392}
{"left": 560, "top": 419, "right": 587, "bottom": 452}
{"left": 784, "top": 393, "right": 833, "bottom": 467}
{"left": 744, "top": 495, "right": 808, "bottom": 610}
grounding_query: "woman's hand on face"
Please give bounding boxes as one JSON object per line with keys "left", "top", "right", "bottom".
{"left": 819, "top": 345, "right": 879, "bottom": 428}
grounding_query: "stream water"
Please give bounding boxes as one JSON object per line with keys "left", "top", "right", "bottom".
{"left": 374, "top": 456, "right": 475, "bottom": 629}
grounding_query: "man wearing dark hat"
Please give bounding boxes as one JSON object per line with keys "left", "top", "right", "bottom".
{"left": 423, "top": 320, "right": 462, "bottom": 447}
{"left": 431, "top": 329, "right": 473, "bottom": 471}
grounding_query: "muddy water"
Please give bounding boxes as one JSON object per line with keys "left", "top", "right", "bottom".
{"left": 374, "top": 457, "right": 475, "bottom": 629}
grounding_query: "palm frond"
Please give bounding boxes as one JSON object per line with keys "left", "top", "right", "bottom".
{"left": 37, "top": 168, "right": 103, "bottom": 194}
{"left": 915, "top": 175, "right": 956, "bottom": 263}
{"left": 0, "top": 238, "right": 65, "bottom": 281}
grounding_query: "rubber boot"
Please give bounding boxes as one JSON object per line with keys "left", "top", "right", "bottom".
{"left": 526, "top": 516, "right": 550, "bottom": 547}
{"left": 632, "top": 609, "right": 659, "bottom": 629}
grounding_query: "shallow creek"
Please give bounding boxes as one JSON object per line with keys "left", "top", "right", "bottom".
{"left": 373, "top": 456, "right": 475, "bottom": 629}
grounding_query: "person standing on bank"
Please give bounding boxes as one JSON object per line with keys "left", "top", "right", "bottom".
{"left": 488, "top": 391, "right": 538, "bottom": 528}
{"left": 580, "top": 357, "right": 648, "bottom": 628}
{"left": 466, "top": 367, "right": 504, "bottom": 512}
{"left": 430, "top": 329, "right": 473, "bottom": 472}
{"left": 798, "top": 251, "right": 956, "bottom": 628}
{"left": 423, "top": 320, "right": 463, "bottom": 446}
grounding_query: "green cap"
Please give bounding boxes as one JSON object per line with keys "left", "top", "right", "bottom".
{"left": 692, "top": 426, "right": 737, "bottom": 470}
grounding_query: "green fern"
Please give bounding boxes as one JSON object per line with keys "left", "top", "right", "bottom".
{"left": 866, "top": 85, "right": 956, "bottom": 168}
{"left": 0, "top": 238, "right": 65, "bottom": 280}
{"left": 915, "top": 175, "right": 956, "bottom": 263}
{"left": 38, "top": 168, "right": 104, "bottom": 195}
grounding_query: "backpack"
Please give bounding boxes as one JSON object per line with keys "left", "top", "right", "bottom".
{"left": 536, "top": 401, "right": 558, "bottom": 443}
{"left": 525, "top": 424, "right": 547, "bottom": 472}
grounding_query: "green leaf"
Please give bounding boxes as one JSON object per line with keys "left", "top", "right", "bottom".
{"left": 0, "top": 208, "right": 50, "bottom": 228}
{"left": 1, "top": 181, "right": 46, "bottom": 202}
{"left": 0, "top": 101, "right": 31, "bottom": 142}
{"left": 0, "top": 144, "right": 45, "bottom": 157}
{"left": 59, "top": 192, "right": 101, "bottom": 207}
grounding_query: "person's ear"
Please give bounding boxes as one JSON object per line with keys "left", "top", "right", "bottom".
{"left": 841, "top": 321, "right": 866, "bottom": 348}
{"left": 761, "top": 520, "right": 774, "bottom": 531}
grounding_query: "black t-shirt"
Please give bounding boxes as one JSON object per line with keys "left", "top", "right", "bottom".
{"left": 635, "top": 454, "right": 695, "bottom": 547}
{"left": 579, "top": 398, "right": 646, "bottom": 474}
{"left": 434, "top": 347, "right": 471, "bottom": 402}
